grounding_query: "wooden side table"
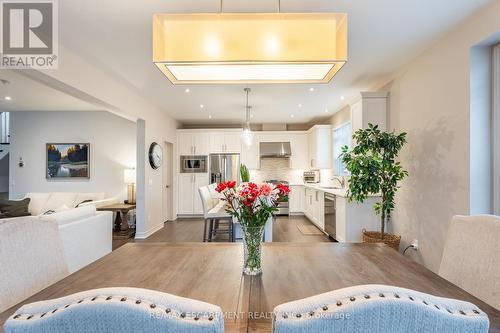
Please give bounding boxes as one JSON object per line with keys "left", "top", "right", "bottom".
{"left": 97, "top": 203, "right": 136, "bottom": 239}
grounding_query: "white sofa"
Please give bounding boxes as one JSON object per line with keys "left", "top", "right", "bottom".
{"left": 0, "top": 194, "right": 116, "bottom": 312}
{"left": 24, "top": 192, "right": 118, "bottom": 215}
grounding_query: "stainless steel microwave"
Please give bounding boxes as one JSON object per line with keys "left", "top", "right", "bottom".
{"left": 180, "top": 155, "right": 208, "bottom": 173}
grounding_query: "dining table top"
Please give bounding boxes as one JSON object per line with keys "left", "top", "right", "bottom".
{"left": 1, "top": 242, "right": 499, "bottom": 333}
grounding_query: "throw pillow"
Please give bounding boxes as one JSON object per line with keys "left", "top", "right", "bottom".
{"left": 0, "top": 198, "right": 31, "bottom": 218}
{"left": 75, "top": 199, "right": 93, "bottom": 208}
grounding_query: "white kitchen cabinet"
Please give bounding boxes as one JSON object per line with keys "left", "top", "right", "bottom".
{"left": 210, "top": 131, "right": 242, "bottom": 153}
{"left": 289, "top": 133, "right": 309, "bottom": 170}
{"left": 312, "top": 190, "right": 325, "bottom": 230}
{"left": 177, "top": 174, "right": 195, "bottom": 214}
{"left": 224, "top": 132, "right": 242, "bottom": 153}
{"left": 241, "top": 132, "right": 261, "bottom": 170}
{"left": 304, "top": 187, "right": 324, "bottom": 230}
{"left": 177, "top": 173, "right": 209, "bottom": 215}
{"left": 193, "top": 174, "right": 210, "bottom": 214}
{"left": 178, "top": 131, "right": 209, "bottom": 155}
{"left": 289, "top": 185, "right": 305, "bottom": 214}
{"left": 350, "top": 92, "right": 388, "bottom": 133}
{"left": 308, "top": 125, "right": 332, "bottom": 169}
{"left": 335, "top": 196, "right": 380, "bottom": 242}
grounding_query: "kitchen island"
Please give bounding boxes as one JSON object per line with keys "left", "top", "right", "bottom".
{"left": 289, "top": 184, "right": 381, "bottom": 242}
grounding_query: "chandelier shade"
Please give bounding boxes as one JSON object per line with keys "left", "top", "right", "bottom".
{"left": 153, "top": 13, "right": 348, "bottom": 84}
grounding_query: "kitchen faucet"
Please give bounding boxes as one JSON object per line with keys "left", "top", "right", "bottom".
{"left": 331, "top": 176, "right": 345, "bottom": 189}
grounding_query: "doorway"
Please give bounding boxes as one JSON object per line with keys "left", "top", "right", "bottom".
{"left": 163, "top": 141, "right": 174, "bottom": 222}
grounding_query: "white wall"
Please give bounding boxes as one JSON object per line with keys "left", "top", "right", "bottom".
{"left": 28, "top": 41, "right": 180, "bottom": 239}
{"left": 386, "top": 1, "right": 500, "bottom": 272}
{"left": 9, "top": 111, "right": 136, "bottom": 200}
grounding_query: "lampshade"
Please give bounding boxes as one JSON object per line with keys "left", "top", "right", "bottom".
{"left": 153, "top": 13, "right": 348, "bottom": 84}
{"left": 124, "top": 168, "right": 136, "bottom": 184}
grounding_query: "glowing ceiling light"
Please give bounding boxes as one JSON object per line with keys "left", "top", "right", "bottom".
{"left": 153, "top": 13, "right": 348, "bottom": 84}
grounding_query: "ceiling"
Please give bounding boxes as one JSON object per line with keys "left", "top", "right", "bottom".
{"left": 0, "top": 70, "right": 102, "bottom": 112}
{"left": 47, "top": 0, "right": 494, "bottom": 124}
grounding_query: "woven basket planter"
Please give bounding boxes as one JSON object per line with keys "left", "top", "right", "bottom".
{"left": 362, "top": 231, "right": 401, "bottom": 251}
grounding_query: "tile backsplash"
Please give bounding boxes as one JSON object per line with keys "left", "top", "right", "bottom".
{"left": 248, "top": 158, "right": 305, "bottom": 184}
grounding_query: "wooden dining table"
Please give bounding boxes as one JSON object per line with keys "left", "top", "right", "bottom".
{"left": 1, "top": 242, "right": 499, "bottom": 333}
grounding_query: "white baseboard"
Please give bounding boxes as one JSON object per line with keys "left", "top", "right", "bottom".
{"left": 135, "top": 222, "right": 164, "bottom": 239}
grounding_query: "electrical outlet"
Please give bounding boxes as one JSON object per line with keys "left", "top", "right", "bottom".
{"left": 411, "top": 239, "right": 419, "bottom": 251}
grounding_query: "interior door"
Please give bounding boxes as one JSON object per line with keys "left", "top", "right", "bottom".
{"left": 163, "top": 142, "right": 173, "bottom": 221}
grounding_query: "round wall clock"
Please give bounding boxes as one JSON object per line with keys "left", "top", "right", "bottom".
{"left": 148, "top": 142, "right": 163, "bottom": 170}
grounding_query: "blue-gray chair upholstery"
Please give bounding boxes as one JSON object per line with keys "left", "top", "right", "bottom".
{"left": 273, "top": 285, "right": 489, "bottom": 333}
{"left": 4, "top": 287, "right": 224, "bottom": 333}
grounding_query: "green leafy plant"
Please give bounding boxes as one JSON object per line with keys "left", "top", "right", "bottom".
{"left": 341, "top": 123, "right": 408, "bottom": 239}
{"left": 240, "top": 163, "right": 250, "bottom": 182}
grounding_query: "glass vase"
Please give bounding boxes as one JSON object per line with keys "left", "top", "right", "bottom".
{"left": 241, "top": 225, "right": 265, "bottom": 275}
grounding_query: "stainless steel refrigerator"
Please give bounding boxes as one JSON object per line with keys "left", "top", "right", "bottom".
{"left": 210, "top": 153, "right": 240, "bottom": 184}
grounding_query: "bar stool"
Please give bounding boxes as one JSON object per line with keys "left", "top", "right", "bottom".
{"left": 198, "top": 186, "right": 233, "bottom": 242}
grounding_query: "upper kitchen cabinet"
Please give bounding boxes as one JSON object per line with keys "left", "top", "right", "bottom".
{"left": 177, "top": 131, "right": 210, "bottom": 155}
{"left": 307, "top": 125, "right": 332, "bottom": 170}
{"left": 209, "top": 130, "right": 242, "bottom": 153}
{"left": 289, "top": 133, "right": 309, "bottom": 170}
{"left": 241, "top": 132, "right": 261, "bottom": 170}
{"left": 350, "top": 92, "right": 388, "bottom": 132}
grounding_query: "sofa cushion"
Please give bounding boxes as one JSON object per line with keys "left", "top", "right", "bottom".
{"left": 25, "top": 193, "right": 51, "bottom": 216}
{"left": 74, "top": 193, "right": 105, "bottom": 207}
{"left": 42, "top": 193, "right": 78, "bottom": 213}
{"left": 0, "top": 198, "right": 31, "bottom": 218}
{"left": 40, "top": 205, "right": 96, "bottom": 226}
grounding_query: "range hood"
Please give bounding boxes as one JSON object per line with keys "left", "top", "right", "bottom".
{"left": 260, "top": 142, "right": 292, "bottom": 158}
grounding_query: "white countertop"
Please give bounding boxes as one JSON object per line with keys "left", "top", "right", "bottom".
{"left": 289, "top": 183, "right": 381, "bottom": 198}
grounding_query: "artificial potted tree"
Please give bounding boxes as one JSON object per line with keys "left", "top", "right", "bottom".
{"left": 341, "top": 123, "right": 408, "bottom": 250}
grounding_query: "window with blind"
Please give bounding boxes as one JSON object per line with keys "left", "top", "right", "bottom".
{"left": 332, "top": 122, "right": 351, "bottom": 176}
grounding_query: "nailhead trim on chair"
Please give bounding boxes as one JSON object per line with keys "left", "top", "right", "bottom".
{"left": 277, "top": 292, "right": 485, "bottom": 320}
{"left": 10, "top": 295, "right": 218, "bottom": 322}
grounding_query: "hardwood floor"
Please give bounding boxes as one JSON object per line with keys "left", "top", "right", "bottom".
{"left": 113, "top": 215, "right": 331, "bottom": 250}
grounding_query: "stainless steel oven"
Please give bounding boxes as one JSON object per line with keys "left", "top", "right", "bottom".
{"left": 180, "top": 155, "right": 208, "bottom": 173}
{"left": 324, "top": 194, "right": 336, "bottom": 240}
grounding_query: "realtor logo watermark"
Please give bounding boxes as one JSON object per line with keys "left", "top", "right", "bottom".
{"left": 0, "top": 0, "right": 58, "bottom": 69}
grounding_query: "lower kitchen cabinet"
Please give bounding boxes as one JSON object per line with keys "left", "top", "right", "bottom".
{"left": 335, "top": 196, "right": 380, "bottom": 242}
{"left": 177, "top": 173, "right": 209, "bottom": 215}
{"left": 304, "top": 188, "right": 324, "bottom": 230}
{"left": 295, "top": 185, "right": 380, "bottom": 242}
{"left": 289, "top": 185, "right": 305, "bottom": 213}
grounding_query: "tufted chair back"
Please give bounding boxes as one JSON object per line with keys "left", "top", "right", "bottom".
{"left": 4, "top": 287, "right": 224, "bottom": 333}
{"left": 439, "top": 215, "right": 500, "bottom": 310}
{"left": 272, "top": 285, "right": 489, "bottom": 333}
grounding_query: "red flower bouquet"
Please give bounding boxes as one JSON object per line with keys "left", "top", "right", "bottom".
{"left": 216, "top": 181, "right": 290, "bottom": 275}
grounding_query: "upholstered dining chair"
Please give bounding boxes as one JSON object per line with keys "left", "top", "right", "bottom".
{"left": 272, "top": 285, "right": 489, "bottom": 333}
{"left": 4, "top": 287, "right": 224, "bottom": 333}
{"left": 439, "top": 215, "right": 500, "bottom": 310}
{"left": 0, "top": 217, "right": 69, "bottom": 313}
{"left": 198, "top": 185, "right": 233, "bottom": 242}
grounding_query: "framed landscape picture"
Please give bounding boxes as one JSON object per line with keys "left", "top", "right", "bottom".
{"left": 46, "top": 143, "right": 90, "bottom": 179}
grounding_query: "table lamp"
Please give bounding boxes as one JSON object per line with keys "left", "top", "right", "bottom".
{"left": 124, "top": 168, "right": 136, "bottom": 204}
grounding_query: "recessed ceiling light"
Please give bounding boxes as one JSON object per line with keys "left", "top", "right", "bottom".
{"left": 185, "top": 88, "right": 190, "bottom": 93}
{"left": 340, "top": 96, "right": 345, "bottom": 100}
{"left": 291, "top": 114, "right": 295, "bottom": 118}
{"left": 309, "top": 87, "right": 315, "bottom": 92}
{"left": 4, "top": 96, "right": 11, "bottom": 101}
{"left": 208, "top": 114, "right": 212, "bottom": 119}
{"left": 298, "top": 103, "right": 302, "bottom": 108}
{"left": 200, "top": 104, "right": 204, "bottom": 109}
